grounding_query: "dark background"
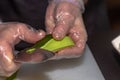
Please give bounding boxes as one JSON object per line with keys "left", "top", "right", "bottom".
{"left": 86, "top": 0, "right": 120, "bottom": 80}
{"left": 106, "top": 0, "right": 120, "bottom": 30}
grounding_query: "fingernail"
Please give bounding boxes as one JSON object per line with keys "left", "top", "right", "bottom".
{"left": 53, "top": 32, "right": 63, "bottom": 40}
{"left": 38, "top": 30, "right": 46, "bottom": 37}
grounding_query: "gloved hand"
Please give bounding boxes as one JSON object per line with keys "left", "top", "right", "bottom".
{"left": 45, "top": 0, "right": 87, "bottom": 59}
{"left": 0, "top": 22, "right": 45, "bottom": 77}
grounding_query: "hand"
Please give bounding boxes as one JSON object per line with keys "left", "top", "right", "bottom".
{"left": 45, "top": 1, "right": 87, "bottom": 59}
{"left": 0, "top": 22, "right": 45, "bottom": 77}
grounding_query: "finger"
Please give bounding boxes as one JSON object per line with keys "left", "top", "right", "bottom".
{"left": 54, "top": 46, "right": 85, "bottom": 59}
{"left": 51, "top": 17, "right": 87, "bottom": 60}
{"left": 0, "top": 42, "right": 20, "bottom": 76}
{"left": 52, "top": 3, "right": 75, "bottom": 40}
{"left": 45, "top": 2, "right": 56, "bottom": 34}
{"left": 16, "top": 24, "right": 46, "bottom": 43}
{"left": 69, "top": 16, "right": 87, "bottom": 47}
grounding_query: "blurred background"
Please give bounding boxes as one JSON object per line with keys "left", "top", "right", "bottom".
{"left": 105, "top": 0, "right": 120, "bottom": 29}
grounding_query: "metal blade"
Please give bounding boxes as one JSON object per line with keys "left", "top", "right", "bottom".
{"left": 14, "top": 48, "right": 55, "bottom": 64}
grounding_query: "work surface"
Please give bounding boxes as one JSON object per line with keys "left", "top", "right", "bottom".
{"left": 0, "top": 45, "right": 105, "bottom": 80}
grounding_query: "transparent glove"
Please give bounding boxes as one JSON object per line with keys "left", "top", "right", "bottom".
{"left": 0, "top": 22, "right": 45, "bottom": 77}
{"left": 45, "top": 0, "right": 87, "bottom": 59}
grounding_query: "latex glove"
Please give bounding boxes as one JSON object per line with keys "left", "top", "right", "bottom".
{"left": 45, "top": 0, "right": 87, "bottom": 59}
{"left": 0, "top": 22, "right": 45, "bottom": 77}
